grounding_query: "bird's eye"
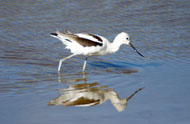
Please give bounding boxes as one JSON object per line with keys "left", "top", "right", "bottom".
{"left": 126, "top": 38, "right": 129, "bottom": 40}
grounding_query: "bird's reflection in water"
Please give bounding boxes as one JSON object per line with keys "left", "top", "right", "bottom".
{"left": 49, "top": 72, "right": 143, "bottom": 112}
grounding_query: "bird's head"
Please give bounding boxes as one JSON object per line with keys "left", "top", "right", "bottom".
{"left": 117, "top": 32, "right": 145, "bottom": 58}
{"left": 117, "top": 32, "right": 130, "bottom": 45}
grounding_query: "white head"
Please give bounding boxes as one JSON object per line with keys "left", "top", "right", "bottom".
{"left": 116, "top": 32, "right": 130, "bottom": 45}
{"left": 114, "top": 32, "right": 145, "bottom": 57}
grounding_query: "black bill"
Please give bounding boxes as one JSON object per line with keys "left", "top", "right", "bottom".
{"left": 129, "top": 42, "right": 145, "bottom": 58}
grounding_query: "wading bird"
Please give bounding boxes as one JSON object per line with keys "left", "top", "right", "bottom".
{"left": 51, "top": 30, "right": 145, "bottom": 72}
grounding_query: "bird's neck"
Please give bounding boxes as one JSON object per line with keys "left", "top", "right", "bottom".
{"left": 107, "top": 37, "right": 122, "bottom": 54}
{"left": 105, "top": 90, "right": 127, "bottom": 112}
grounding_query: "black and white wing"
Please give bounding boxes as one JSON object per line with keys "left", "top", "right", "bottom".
{"left": 51, "top": 31, "right": 104, "bottom": 47}
{"left": 75, "top": 33, "right": 103, "bottom": 47}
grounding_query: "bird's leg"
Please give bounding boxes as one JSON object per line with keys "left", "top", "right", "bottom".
{"left": 82, "top": 71, "right": 87, "bottom": 83}
{"left": 58, "top": 54, "right": 76, "bottom": 72}
{"left": 82, "top": 57, "right": 87, "bottom": 72}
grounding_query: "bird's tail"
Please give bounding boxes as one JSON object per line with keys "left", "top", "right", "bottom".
{"left": 50, "top": 30, "right": 71, "bottom": 45}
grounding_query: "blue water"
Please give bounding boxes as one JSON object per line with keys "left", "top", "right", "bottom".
{"left": 0, "top": 0, "right": 190, "bottom": 124}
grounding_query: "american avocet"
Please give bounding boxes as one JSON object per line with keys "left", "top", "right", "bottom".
{"left": 50, "top": 30, "right": 145, "bottom": 72}
{"left": 48, "top": 81, "right": 144, "bottom": 112}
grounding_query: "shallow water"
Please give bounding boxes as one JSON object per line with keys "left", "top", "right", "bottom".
{"left": 0, "top": 0, "right": 190, "bottom": 124}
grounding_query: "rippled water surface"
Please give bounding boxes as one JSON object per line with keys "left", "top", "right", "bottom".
{"left": 1, "top": 0, "right": 190, "bottom": 124}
